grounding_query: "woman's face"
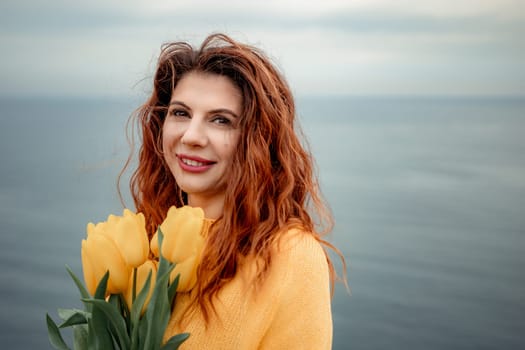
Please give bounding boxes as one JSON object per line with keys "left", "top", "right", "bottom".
{"left": 162, "top": 71, "right": 242, "bottom": 205}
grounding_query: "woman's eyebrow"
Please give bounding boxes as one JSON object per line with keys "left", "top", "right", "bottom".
{"left": 209, "top": 108, "right": 239, "bottom": 119}
{"left": 169, "top": 100, "right": 190, "bottom": 109}
{"left": 170, "top": 100, "right": 239, "bottom": 119}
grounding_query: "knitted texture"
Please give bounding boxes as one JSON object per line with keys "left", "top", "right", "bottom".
{"left": 164, "top": 229, "right": 332, "bottom": 349}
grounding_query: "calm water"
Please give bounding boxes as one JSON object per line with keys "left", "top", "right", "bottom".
{"left": 0, "top": 96, "right": 524, "bottom": 349}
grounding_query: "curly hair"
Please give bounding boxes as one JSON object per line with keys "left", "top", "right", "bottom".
{"left": 121, "top": 33, "right": 344, "bottom": 321}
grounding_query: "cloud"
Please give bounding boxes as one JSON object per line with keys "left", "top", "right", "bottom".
{"left": 0, "top": 0, "right": 523, "bottom": 97}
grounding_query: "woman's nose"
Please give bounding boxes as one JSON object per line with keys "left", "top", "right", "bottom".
{"left": 181, "top": 117, "right": 207, "bottom": 146}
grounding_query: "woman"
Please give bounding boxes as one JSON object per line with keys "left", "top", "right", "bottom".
{"left": 125, "top": 33, "right": 344, "bottom": 349}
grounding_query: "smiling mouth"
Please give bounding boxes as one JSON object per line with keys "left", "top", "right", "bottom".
{"left": 181, "top": 158, "right": 207, "bottom": 167}
{"left": 177, "top": 155, "right": 216, "bottom": 171}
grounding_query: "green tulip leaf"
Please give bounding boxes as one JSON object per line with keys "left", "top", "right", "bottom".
{"left": 87, "top": 316, "right": 114, "bottom": 350}
{"left": 59, "top": 310, "right": 89, "bottom": 328}
{"left": 57, "top": 308, "right": 82, "bottom": 321}
{"left": 137, "top": 313, "right": 149, "bottom": 350}
{"left": 82, "top": 298, "right": 130, "bottom": 349}
{"left": 143, "top": 229, "right": 176, "bottom": 349}
{"left": 161, "top": 333, "right": 190, "bottom": 350}
{"left": 155, "top": 229, "right": 177, "bottom": 279}
{"left": 131, "top": 270, "right": 152, "bottom": 325}
{"left": 168, "top": 274, "right": 180, "bottom": 304}
{"left": 130, "top": 270, "right": 152, "bottom": 350}
{"left": 156, "top": 229, "right": 169, "bottom": 274}
{"left": 72, "top": 324, "right": 88, "bottom": 350}
{"left": 87, "top": 274, "right": 114, "bottom": 350}
{"left": 66, "top": 265, "right": 90, "bottom": 299}
{"left": 46, "top": 313, "right": 71, "bottom": 350}
{"left": 86, "top": 316, "right": 96, "bottom": 349}
{"left": 117, "top": 293, "right": 131, "bottom": 333}
{"left": 89, "top": 271, "right": 113, "bottom": 349}
{"left": 94, "top": 271, "right": 110, "bottom": 300}
{"left": 66, "top": 265, "right": 92, "bottom": 313}
{"left": 109, "top": 327, "right": 121, "bottom": 349}
{"left": 108, "top": 294, "right": 120, "bottom": 308}
{"left": 108, "top": 293, "right": 129, "bottom": 324}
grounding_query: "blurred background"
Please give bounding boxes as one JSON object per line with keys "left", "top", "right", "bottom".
{"left": 1, "top": 0, "right": 524, "bottom": 349}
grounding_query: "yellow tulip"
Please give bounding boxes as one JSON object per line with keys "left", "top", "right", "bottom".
{"left": 150, "top": 230, "right": 159, "bottom": 258}
{"left": 169, "top": 254, "right": 199, "bottom": 292}
{"left": 81, "top": 233, "right": 129, "bottom": 296}
{"left": 81, "top": 239, "right": 97, "bottom": 295}
{"left": 150, "top": 206, "right": 206, "bottom": 292}
{"left": 113, "top": 210, "right": 149, "bottom": 268}
{"left": 124, "top": 260, "right": 157, "bottom": 314}
{"left": 159, "top": 206, "right": 205, "bottom": 263}
{"left": 82, "top": 209, "right": 149, "bottom": 296}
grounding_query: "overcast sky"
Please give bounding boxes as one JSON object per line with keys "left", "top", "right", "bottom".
{"left": 1, "top": 0, "right": 524, "bottom": 98}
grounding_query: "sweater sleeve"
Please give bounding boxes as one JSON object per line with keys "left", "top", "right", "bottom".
{"left": 259, "top": 232, "right": 333, "bottom": 349}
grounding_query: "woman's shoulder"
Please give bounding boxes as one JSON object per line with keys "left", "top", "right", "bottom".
{"left": 270, "top": 227, "right": 330, "bottom": 281}
{"left": 275, "top": 227, "right": 327, "bottom": 259}
{"left": 235, "top": 226, "right": 330, "bottom": 298}
{"left": 257, "top": 227, "right": 333, "bottom": 349}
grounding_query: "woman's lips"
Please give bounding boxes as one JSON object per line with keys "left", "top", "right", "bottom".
{"left": 177, "top": 154, "right": 215, "bottom": 173}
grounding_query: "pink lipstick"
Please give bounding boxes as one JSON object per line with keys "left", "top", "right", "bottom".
{"left": 177, "top": 154, "right": 215, "bottom": 173}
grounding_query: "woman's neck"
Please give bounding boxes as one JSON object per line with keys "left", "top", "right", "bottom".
{"left": 187, "top": 194, "right": 224, "bottom": 220}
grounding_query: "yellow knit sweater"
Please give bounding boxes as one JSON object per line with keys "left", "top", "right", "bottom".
{"left": 163, "top": 229, "right": 333, "bottom": 349}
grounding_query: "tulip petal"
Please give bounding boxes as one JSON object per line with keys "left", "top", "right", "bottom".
{"left": 169, "top": 255, "right": 199, "bottom": 292}
{"left": 107, "top": 214, "right": 120, "bottom": 226}
{"left": 81, "top": 240, "right": 96, "bottom": 296}
{"left": 160, "top": 206, "right": 205, "bottom": 263}
{"left": 87, "top": 234, "right": 129, "bottom": 295}
{"left": 125, "top": 260, "right": 157, "bottom": 315}
{"left": 150, "top": 231, "right": 159, "bottom": 258}
{"left": 86, "top": 223, "right": 96, "bottom": 237}
{"left": 114, "top": 211, "right": 149, "bottom": 267}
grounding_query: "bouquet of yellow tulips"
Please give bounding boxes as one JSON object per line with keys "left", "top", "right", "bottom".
{"left": 46, "top": 206, "right": 205, "bottom": 350}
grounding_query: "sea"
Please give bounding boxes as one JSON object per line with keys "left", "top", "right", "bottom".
{"left": 0, "top": 95, "right": 524, "bottom": 349}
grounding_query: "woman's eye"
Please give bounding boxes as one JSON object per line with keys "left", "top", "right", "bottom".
{"left": 212, "top": 116, "right": 231, "bottom": 125}
{"left": 170, "top": 109, "right": 189, "bottom": 118}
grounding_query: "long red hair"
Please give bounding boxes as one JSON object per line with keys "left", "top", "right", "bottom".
{"left": 122, "top": 33, "right": 345, "bottom": 321}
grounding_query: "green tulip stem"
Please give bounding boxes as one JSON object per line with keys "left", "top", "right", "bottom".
{"left": 132, "top": 267, "right": 138, "bottom": 303}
